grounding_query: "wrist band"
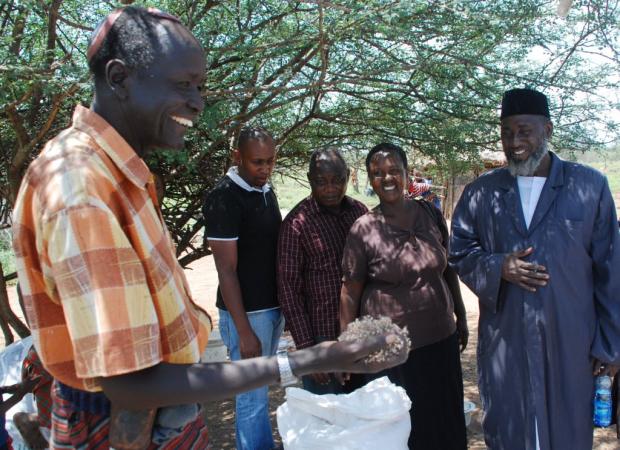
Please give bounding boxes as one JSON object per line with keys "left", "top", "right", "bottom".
{"left": 276, "top": 350, "right": 298, "bottom": 387}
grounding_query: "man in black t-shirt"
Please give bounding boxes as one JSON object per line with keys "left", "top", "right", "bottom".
{"left": 203, "top": 127, "right": 283, "bottom": 450}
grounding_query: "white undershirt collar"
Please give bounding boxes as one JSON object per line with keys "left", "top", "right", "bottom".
{"left": 517, "top": 176, "right": 546, "bottom": 229}
{"left": 226, "top": 166, "right": 271, "bottom": 194}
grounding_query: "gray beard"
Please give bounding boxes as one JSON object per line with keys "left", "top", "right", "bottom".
{"left": 507, "top": 140, "right": 549, "bottom": 177}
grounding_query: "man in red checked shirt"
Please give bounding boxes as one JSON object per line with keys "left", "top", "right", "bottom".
{"left": 408, "top": 170, "right": 444, "bottom": 210}
{"left": 277, "top": 148, "right": 368, "bottom": 394}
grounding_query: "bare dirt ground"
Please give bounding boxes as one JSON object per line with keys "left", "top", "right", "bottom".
{"left": 4, "top": 256, "right": 619, "bottom": 449}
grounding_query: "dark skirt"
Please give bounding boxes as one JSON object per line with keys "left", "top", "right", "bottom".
{"left": 366, "top": 332, "right": 467, "bottom": 450}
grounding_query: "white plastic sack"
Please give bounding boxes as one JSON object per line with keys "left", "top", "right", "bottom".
{"left": 0, "top": 336, "right": 37, "bottom": 450}
{"left": 277, "top": 376, "right": 411, "bottom": 450}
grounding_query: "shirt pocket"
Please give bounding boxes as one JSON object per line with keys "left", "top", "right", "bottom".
{"left": 554, "top": 218, "right": 584, "bottom": 240}
{"left": 306, "top": 234, "right": 337, "bottom": 271}
{"left": 548, "top": 217, "right": 589, "bottom": 258}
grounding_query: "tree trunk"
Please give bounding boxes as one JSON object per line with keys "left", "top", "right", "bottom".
{"left": 8, "top": 5, "right": 26, "bottom": 56}
{"left": 0, "top": 262, "right": 16, "bottom": 345}
{"left": 0, "top": 261, "right": 30, "bottom": 345}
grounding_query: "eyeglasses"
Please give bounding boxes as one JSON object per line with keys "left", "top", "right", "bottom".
{"left": 87, "top": 7, "right": 181, "bottom": 62}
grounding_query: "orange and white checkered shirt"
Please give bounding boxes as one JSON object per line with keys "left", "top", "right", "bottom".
{"left": 12, "top": 105, "right": 211, "bottom": 392}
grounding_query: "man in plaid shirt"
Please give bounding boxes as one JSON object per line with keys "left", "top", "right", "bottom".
{"left": 13, "top": 7, "right": 410, "bottom": 448}
{"left": 12, "top": 7, "right": 214, "bottom": 448}
{"left": 277, "top": 148, "right": 368, "bottom": 394}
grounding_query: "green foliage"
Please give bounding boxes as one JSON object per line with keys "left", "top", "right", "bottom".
{"left": 0, "top": 230, "right": 15, "bottom": 276}
{"left": 577, "top": 146, "right": 620, "bottom": 197}
{"left": 1, "top": 0, "right": 619, "bottom": 266}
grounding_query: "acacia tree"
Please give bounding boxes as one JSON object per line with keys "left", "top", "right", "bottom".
{"left": 0, "top": 0, "right": 618, "bottom": 340}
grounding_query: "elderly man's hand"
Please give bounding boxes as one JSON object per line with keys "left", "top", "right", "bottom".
{"left": 501, "top": 247, "right": 549, "bottom": 292}
{"left": 592, "top": 358, "right": 620, "bottom": 378}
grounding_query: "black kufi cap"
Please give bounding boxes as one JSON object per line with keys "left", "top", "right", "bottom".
{"left": 501, "top": 88, "right": 550, "bottom": 119}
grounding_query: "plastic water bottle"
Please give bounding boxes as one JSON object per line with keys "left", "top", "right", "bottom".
{"left": 593, "top": 375, "right": 612, "bottom": 427}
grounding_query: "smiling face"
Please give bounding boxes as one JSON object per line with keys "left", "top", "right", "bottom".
{"left": 123, "top": 22, "right": 205, "bottom": 153}
{"left": 236, "top": 137, "right": 277, "bottom": 188}
{"left": 501, "top": 114, "right": 552, "bottom": 176}
{"left": 308, "top": 154, "right": 349, "bottom": 211}
{"left": 368, "top": 151, "right": 407, "bottom": 205}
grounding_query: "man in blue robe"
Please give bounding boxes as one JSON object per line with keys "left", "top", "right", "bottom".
{"left": 450, "top": 88, "right": 620, "bottom": 450}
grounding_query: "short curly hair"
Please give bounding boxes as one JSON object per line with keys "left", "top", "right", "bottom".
{"left": 365, "top": 142, "right": 408, "bottom": 172}
{"left": 236, "top": 127, "right": 274, "bottom": 152}
{"left": 308, "top": 147, "right": 347, "bottom": 176}
{"left": 88, "top": 7, "right": 180, "bottom": 80}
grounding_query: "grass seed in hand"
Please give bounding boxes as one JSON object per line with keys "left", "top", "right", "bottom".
{"left": 339, "top": 316, "right": 411, "bottom": 363}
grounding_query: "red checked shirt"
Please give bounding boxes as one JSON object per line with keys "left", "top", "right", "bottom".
{"left": 12, "top": 106, "right": 211, "bottom": 392}
{"left": 277, "top": 196, "right": 367, "bottom": 349}
{"left": 408, "top": 179, "right": 432, "bottom": 197}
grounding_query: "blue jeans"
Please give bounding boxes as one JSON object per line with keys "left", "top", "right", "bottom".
{"left": 219, "top": 308, "right": 284, "bottom": 450}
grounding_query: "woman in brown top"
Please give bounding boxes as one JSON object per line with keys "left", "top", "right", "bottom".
{"left": 340, "top": 143, "right": 468, "bottom": 450}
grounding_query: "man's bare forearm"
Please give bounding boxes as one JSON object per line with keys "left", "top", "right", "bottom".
{"left": 101, "top": 335, "right": 402, "bottom": 410}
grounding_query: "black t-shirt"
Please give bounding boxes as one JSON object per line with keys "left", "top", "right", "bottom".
{"left": 203, "top": 175, "right": 281, "bottom": 312}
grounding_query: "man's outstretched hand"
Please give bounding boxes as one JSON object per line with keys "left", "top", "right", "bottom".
{"left": 291, "top": 334, "right": 409, "bottom": 381}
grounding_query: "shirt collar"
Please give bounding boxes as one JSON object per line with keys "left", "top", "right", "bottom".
{"left": 226, "top": 166, "right": 271, "bottom": 193}
{"left": 71, "top": 105, "right": 151, "bottom": 189}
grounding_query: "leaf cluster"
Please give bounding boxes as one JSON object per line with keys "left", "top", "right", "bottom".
{"left": 0, "top": 0, "right": 618, "bottom": 265}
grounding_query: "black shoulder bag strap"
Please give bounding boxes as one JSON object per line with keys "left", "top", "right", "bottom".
{"left": 414, "top": 198, "right": 448, "bottom": 246}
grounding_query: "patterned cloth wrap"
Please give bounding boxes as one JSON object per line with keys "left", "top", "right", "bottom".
{"left": 21, "top": 346, "right": 53, "bottom": 429}
{"left": 51, "top": 381, "right": 210, "bottom": 449}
